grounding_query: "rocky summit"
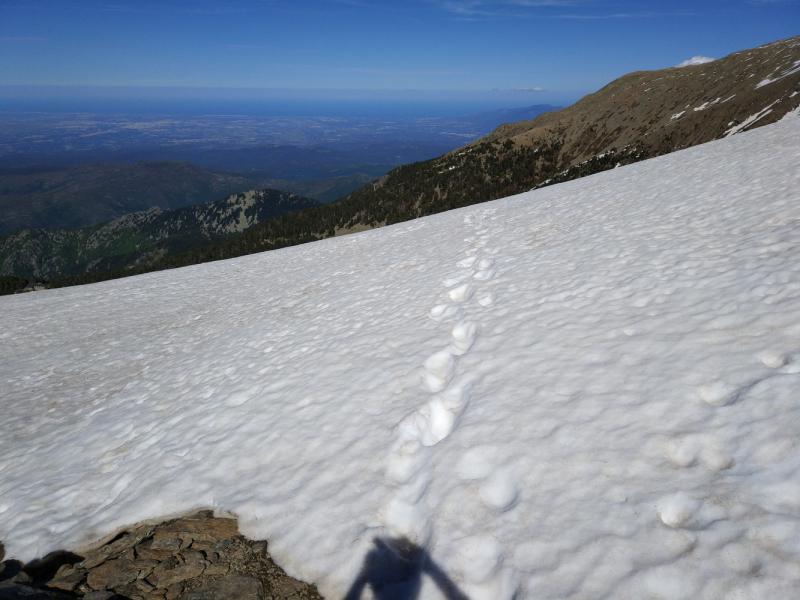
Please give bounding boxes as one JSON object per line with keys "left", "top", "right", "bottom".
{"left": 0, "top": 512, "right": 323, "bottom": 600}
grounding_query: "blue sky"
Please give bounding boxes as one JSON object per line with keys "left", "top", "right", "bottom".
{"left": 0, "top": 0, "right": 798, "bottom": 104}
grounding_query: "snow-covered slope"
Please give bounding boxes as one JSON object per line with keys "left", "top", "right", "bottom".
{"left": 2, "top": 116, "right": 800, "bottom": 600}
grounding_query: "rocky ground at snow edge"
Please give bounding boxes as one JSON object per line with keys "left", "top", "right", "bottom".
{"left": 0, "top": 511, "right": 324, "bottom": 600}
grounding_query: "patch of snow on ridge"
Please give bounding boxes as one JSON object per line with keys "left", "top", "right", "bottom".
{"left": 2, "top": 118, "right": 800, "bottom": 599}
{"left": 693, "top": 98, "right": 720, "bottom": 111}
{"left": 725, "top": 99, "right": 781, "bottom": 137}
{"left": 756, "top": 59, "right": 800, "bottom": 88}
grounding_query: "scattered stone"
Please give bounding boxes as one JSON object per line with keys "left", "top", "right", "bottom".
{"left": 146, "top": 554, "right": 206, "bottom": 590}
{"left": 209, "top": 539, "right": 233, "bottom": 554}
{"left": 150, "top": 540, "right": 181, "bottom": 552}
{"left": 86, "top": 559, "right": 140, "bottom": 591}
{"left": 165, "top": 582, "right": 183, "bottom": 600}
{"left": 201, "top": 563, "right": 228, "bottom": 578}
{"left": 45, "top": 564, "right": 86, "bottom": 592}
{"left": 80, "top": 525, "right": 153, "bottom": 570}
{"left": 112, "top": 582, "right": 146, "bottom": 600}
{"left": 187, "top": 541, "right": 212, "bottom": 555}
{"left": 134, "top": 541, "right": 176, "bottom": 562}
{"left": 134, "top": 578, "right": 155, "bottom": 593}
{"left": 153, "top": 519, "right": 237, "bottom": 545}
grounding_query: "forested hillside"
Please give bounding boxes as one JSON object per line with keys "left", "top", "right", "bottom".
{"left": 1, "top": 189, "right": 320, "bottom": 283}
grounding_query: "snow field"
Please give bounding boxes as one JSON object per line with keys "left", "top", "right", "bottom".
{"left": 1, "top": 116, "right": 800, "bottom": 599}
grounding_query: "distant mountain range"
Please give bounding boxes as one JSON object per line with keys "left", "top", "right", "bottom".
{"left": 6, "top": 36, "right": 799, "bottom": 289}
{"left": 0, "top": 188, "right": 320, "bottom": 280}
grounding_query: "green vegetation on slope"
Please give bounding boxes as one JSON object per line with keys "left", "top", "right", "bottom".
{"left": 0, "top": 189, "right": 321, "bottom": 283}
{"left": 0, "top": 276, "right": 29, "bottom": 295}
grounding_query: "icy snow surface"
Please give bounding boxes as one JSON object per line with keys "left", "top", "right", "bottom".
{"left": 2, "top": 118, "right": 800, "bottom": 600}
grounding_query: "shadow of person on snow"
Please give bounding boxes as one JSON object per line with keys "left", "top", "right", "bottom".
{"left": 343, "top": 537, "right": 469, "bottom": 600}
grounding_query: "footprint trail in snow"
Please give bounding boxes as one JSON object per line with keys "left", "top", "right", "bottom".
{"left": 381, "top": 210, "right": 517, "bottom": 599}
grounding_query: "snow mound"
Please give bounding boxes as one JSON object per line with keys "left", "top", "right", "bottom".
{"left": 2, "top": 117, "right": 800, "bottom": 599}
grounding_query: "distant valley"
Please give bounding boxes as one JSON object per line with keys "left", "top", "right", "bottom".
{"left": 0, "top": 161, "right": 365, "bottom": 235}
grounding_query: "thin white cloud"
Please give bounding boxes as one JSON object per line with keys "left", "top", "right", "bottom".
{"left": 224, "top": 44, "right": 267, "bottom": 50}
{"left": 513, "top": 86, "right": 545, "bottom": 91}
{"left": 675, "top": 55, "right": 715, "bottom": 67}
{"left": 436, "top": 0, "right": 683, "bottom": 19}
{"left": 0, "top": 36, "right": 46, "bottom": 41}
{"left": 439, "top": 0, "right": 579, "bottom": 17}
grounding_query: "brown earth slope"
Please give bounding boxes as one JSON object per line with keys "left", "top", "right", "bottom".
{"left": 475, "top": 35, "right": 800, "bottom": 168}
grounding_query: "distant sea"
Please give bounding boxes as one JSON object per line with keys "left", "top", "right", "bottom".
{"left": 0, "top": 87, "right": 580, "bottom": 118}
{"left": 0, "top": 98, "right": 546, "bottom": 118}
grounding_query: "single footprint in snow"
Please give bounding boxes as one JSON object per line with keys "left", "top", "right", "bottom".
{"left": 479, "top": 468, "right": 519, "bottom": 512}
{"left": 448, "top": 283, "right": 475, "bottom": 303}
{"left": 438, "top": 382, "right": 472, "bottom": 414}
{"left": 429, "top": 304, "right": 464, "bottom": 322}
{"left": 455, "top": 535, "right": 504, "bottom": 584}
{"left": 390, "top": 391, "right": 471, "bottom": 469}
{"left": 656, "top": 492, "right": 702, "bottom": 528}
{"left": 386, "top": 419, "right": 429, "bottom": 484}
{"left": 450, "top": 321, "right": 479, "bottom": 354}
{"left": 457, "top": 447, "right": 520, "bottom": 512}
{"left": 697, "top": 380, "right": 740, "bottom": 406}
{"left": 700, "top": 445, "right": 734, "bottom": 470}
{"left": 664, "top": 437, "right": 700, "bottom": 467}
{"left": 453, "top": 536, "right": 516, "bottom": 600}
{"left": 478, "top": 293, "right": 496, "bottom": 307}
{"left": 422, "top": 350, "right": 456, "bottom": 392}
{"left": 473, "top": 268, "right": 497, "bottom": 281}
{"left": 759, "top": 350, "right": 788, "bottom": 369}
{"left": 419, "top": 398, "right": 459, "bottom": 446}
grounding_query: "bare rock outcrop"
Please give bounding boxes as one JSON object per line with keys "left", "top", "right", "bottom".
{"left": 1, "top": 512, "right": 323, "bottom": 600}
